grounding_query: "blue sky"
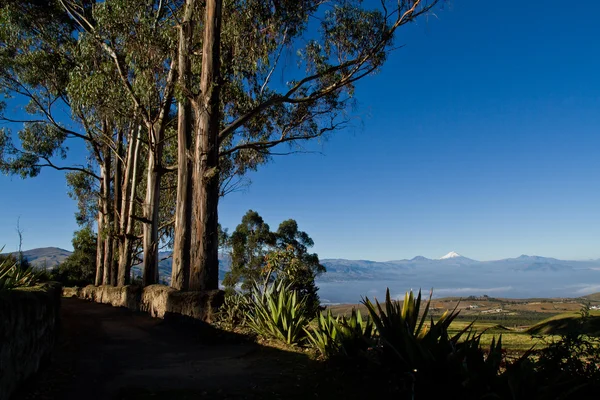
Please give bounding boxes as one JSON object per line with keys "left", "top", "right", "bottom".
{"left": 2, "top": 0, "right": 600, "bottom": 261}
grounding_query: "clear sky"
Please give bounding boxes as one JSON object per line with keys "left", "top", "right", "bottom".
{"left": 2, "top": 0, "right": 600, "bottom": 261}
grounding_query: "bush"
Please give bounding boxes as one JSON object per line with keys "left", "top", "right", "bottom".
{"left": 51, "top": 227, "right": 96, "bottom": 286}
{"left": 246, "top": 279, "right": 310, "bottom": 345}
{"left": 362, "top": 288, "right": 517, "bottom": 398}
{"left": 217, "top": 290, "right": 252, "bottom": 330}
{"left": 305, "top": 309, "right": 374, "bottom": 359}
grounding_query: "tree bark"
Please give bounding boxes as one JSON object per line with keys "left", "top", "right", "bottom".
{"left": 190, "top": 0, "right": 222, "bottom": 291}
{"left": 111, "top": 129, "right": 123, "bottom": 286}
{"left": 102, "top": 142, "right": 112, "bottom": 286}
{"left": 172, "top": 0, "right": 194, "bottom": 290}
{"left": 142, "top": 124, "right": 162, "bottom": 286}
{"left": 118, "top": 125, "right": 141, "bottom": 286}
{"left": 95, "top": 175, "right": 105, "bottom": 286}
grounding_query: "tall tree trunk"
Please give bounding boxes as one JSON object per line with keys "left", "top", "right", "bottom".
{"left": 111, "top": 130, "right": 123, "bottom": 286}
{"left": 102, "top": 143, "right": 112, "bottom": 286}
{"left": 95, "top": 176, "right": 105, "bottom": 286}
{"left": 190, "top": 0, "right": 222, "bottom": 291}
{"left": 118, "top": 125, "right": 141, "bottom": 286}
{"left": 172, "top": 0, "right": 194, "bottom": 290}
{"left": 142, "top": 125, "right": 162, "bottom": 286}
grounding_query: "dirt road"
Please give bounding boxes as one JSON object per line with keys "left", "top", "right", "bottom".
{"left": 14, "top": 298, "right": 319, "bottom": 400}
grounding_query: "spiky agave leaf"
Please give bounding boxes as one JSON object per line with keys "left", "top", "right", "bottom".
{"left": 247, "top": 279, "right": 309, "bottom": 345}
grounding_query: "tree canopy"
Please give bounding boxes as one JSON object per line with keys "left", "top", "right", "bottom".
{"left": 0, "top": 0, "right": 441, "bottom": 291}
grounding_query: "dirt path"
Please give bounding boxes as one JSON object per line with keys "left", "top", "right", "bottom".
{"left": 14, "top": 298, "right": 322, "bottom": 400}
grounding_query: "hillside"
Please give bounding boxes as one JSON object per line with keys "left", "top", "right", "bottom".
{"left": 527, "top": 311, "right": 600, "bottom": 336}
{"left": 1, "top": 247, "right": 72, "bottom": 269}
{"left": 583, "top": 292, "right": 600, "bottom": 301}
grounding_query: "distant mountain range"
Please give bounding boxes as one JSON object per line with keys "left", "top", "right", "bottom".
{"left": 9, "top": 248, "right": 600, "bottom": 302}
{"left": 0, "top": 247, "right": 72, "bottom": 268}
{"left": 318, "top": 251, "right": 598, "bottom": 281}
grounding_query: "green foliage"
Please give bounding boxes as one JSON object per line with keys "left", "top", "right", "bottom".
{"left": 246, "top": 280, "right": 310, "bottom": 345}
{"left": 51, "top": 227, "right": 97, "bottom": 286}
{"left": 305, "top": 309, "right": 374, "bottom": 359}
{"left": 361, "top": 288, "right": 520, "bottom": 398}
{"left": 217, "top": 290, "right": 251, "bottom": 330}
{"left": 224, "top": 210, "right": 274, "bottom": 290}
{"left": 66, "top": 171, "right": 98, "bottom": 228}
{"left": 0, "top": 251, "right": 31, "bottom": 271}
{"left": 224, "top": 210, "right": 325, "bottom": 315}
{"left": 0, "top": 246, "right": 43, "bottom": 290}
{"left": 535, "top": 334, "right": 600, "bottom": 392}
{"left": 363, "top": 288, "right": 463, "bottom": 370}
{"left": 305, "top": 310, "right": 339, "bottom": 357}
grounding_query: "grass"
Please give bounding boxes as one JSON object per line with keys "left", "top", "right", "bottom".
{"left": 325, "top": 295, "right": 600, "bottom": 354}
{"left": 527, "top": 312, "right": 600, "bottom": 336}
{"left": 328, "top": 303, "right": 600, "bottom": 352}
{"left": 445, "top": 320, "right": 544, "bottom": 352}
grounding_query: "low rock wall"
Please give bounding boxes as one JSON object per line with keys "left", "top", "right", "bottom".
{"left": 66, "top": 284, "right": 223, "bottom": 323}
{"left": 0, "top": 282, "right": 62, "bottom": 400}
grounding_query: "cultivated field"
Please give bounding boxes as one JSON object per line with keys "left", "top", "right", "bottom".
{"left": 328, "top": 294, "right": 600, "bottom": 352}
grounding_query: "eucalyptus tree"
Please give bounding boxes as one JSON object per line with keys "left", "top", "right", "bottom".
{"left": 223, "top": 210, "right": 275, "bottom": 291}
{"left": 175, "top": 0, "right": 441, "bottom": 291}
{"left": 2, "top": 0, "right": 441, "bottom": 293}
{"left": 0, "top": 0, "right": 169, "bottom": 287}
{"left": 0, "top": 0, "right": 114, "bottom": 285}
{"left": 59, "top": 0, "right": 180, "bottom": 285}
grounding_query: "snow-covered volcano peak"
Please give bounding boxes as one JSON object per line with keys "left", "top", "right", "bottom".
{"left": 440, "top": 251, "right": 462, "bottom": 260}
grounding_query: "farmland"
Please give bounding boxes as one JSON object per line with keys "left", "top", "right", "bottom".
{"left": 328, "top": 294, "right": 600, "bottom": 352}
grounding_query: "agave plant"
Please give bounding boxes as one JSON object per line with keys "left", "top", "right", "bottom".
{"left": 217, "top": 290, "right": 252, "bottom": 329}
{"left": 306, "top": 308, "right": 374, "bottom": 358}
{"left": 0, "top": 246, "right": 43, "bottom": 290}
{"left": 246, "top": 279, "right": 310, "bottom": 345}
{"left": 305, "top": 310, "right": 340, "bottom": 357}
{"left": 362, "top": 288, "right": 466, "bottom": 370}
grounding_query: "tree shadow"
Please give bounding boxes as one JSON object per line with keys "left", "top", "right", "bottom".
{"left": 15, "top": 297, "right": 407, "bottom": 400}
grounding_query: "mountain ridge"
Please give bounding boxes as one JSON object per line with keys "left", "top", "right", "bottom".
{"left": 8, "top": 247, "right": 600, "bottom": 301}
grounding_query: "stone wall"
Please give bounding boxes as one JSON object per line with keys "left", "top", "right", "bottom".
{"left": 0, "top": 282, "right": 62, "bottom": 400}
{"left": 66, "top": 284, "right": 223, "bottom": 323}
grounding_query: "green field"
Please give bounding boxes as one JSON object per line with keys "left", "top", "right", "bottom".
{"left": 446, "top": 320, "right": 547, "bottom": 352}
{"left": 327, "top": 299, "right": 600, "bottom": 352}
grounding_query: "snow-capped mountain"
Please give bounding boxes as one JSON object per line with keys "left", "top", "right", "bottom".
{"left": 440, "top": 251, "right": 461, "bottom": 259}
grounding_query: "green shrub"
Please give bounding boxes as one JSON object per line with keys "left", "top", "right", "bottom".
{"left": 363, "top": 288, "right": 465, "bottom": 369}
{"left": 217, "top": 290, "right": 251, "bottom": 329}
{"left": 305, "top": 309, "right": 373, "bottom": 359}
{"left": 246, "top": 280, "right": 310, "bottom": 345}
{"left": 50, "top": 227, "right": 96, "bottom": 286}
{"left": 362, "top": 288, "right": 521, "bottom": 398}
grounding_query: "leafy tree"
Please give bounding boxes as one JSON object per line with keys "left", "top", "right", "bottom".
{"left": 1, "top": 0, "right": 441, "bottom": 293}
{"left": 223, "top": 210, "right": 275, "bottom": 291}
{"left": 224, "top": 210, "right": 325, "bottom": 314}
{"left": 52, "top": 227, "right": 97, "bottom": 286}
{"left": 181, "top": 0, "right": 441, "bottom": 291}
{"left": 271, "top": 220, "right": 325, "bottom": 315}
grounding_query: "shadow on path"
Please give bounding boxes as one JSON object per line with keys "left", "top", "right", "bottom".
{"left": 14, "top": 298, "right": 341, "bottom": 400}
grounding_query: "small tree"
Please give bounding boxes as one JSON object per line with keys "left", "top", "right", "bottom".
{"left": 224, "top": 211, "right": 325, "bottom": 314}
{"left": 223, "top": 210, "right": 275, "bottom": 291}
{"left": 53, "top": 227, "right": 97, "bottom": 286}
